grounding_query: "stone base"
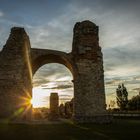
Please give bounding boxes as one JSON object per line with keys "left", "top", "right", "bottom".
{"left": 73, "top": 114, "right": 113, "bottom": 123}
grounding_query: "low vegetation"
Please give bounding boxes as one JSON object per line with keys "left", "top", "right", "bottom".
{"left": 116, "top": 83, "right": 140, "bottom": 111}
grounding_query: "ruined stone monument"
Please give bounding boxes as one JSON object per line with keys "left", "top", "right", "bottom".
{"left": 0, "top": 20, "right": 110, "bottom": 123}
{"left": 64, "top": 99, "right": 73, "bottom": 118}
{"left": 49, "top": 92, "right": 59, "bottom": 120}
{"left": 59, "top": 103, "right": 65, "bottom": 117}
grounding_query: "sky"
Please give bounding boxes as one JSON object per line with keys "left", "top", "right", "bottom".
{"left": 0, "top": 0, "right": 140, "bottom": 108}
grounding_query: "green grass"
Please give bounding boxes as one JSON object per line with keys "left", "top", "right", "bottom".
{"left": 0, "top": 119, "right": 140, "bottom": 140}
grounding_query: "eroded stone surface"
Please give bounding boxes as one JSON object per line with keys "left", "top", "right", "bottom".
{"left": 49, "top": 93, "right": 59, "bottom": 120}
{"left": 0, "top": 21, "right": 110, "bottom": 123}
{"left": 0, "top": 27, "right": 32, "bottom": 120}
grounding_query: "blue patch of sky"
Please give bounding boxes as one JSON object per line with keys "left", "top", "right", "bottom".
{"left": 0, "top": 0, "right": 71, "bottom": 26}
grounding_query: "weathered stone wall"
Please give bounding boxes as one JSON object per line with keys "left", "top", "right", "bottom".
{"left": 0, "top": 27, "right": 32, "bottom": 121}
{"left": 0, "top": 20, "right": 110, "bottom": 123}
{"left": 72, "top": 21, "right": 107, "bottom": 122}
{"left": 31, "top": 48, "right": 75, "bottom": 76}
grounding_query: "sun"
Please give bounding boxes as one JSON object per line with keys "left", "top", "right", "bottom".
{"left": 30, "top": 99, "right": 33, "bottom": 104}
{"left": 31, "top": 87, "right": 50, "bottom": 108}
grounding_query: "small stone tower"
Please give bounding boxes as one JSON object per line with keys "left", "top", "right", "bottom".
{"left": 49, "top": 92, "right": 59, "bottom": 120}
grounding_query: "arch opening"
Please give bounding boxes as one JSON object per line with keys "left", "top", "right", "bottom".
{"left": 32, "top": 63, "right": 74, "bottom": 120}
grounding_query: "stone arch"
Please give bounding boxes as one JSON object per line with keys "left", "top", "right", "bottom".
{"left": 0, "top": 21, "right": 110, "bottom": 123}
{"left": 31, "top": 50, "right": 75, "bottom": 117}
{"left": 31, "top": 49, "right": 76, "bottom": 78}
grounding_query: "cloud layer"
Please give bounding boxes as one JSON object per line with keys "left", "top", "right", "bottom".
{"left": 0, "top": 0, "right": 140, "bottom": 106}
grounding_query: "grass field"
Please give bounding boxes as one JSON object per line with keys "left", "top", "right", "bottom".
{"left": 0, "top": 119, "right": 140, "bottom": 140}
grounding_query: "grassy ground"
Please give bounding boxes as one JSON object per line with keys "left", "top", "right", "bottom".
{"left": 0, "top": 119, "right": 140, "bottom": 140}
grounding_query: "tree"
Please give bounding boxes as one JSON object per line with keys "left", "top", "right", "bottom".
{"left": 116, "top": 84, "right": 128, "bottom": 110}
{"left": 127, "top": 95, "right": 140, "bottom": 110}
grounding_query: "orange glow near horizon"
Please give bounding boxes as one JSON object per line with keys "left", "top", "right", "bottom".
{"left": 30, "top": 99, "right": 33, "bottom": 104}
{"left": 10, "top": 89, "right": 33, "bottom": 119}
{"left": 32, "top": 86, "right": 73, "bottom": 108}
{"left": 32, "top": 64, "right": 74, "bottom": 108}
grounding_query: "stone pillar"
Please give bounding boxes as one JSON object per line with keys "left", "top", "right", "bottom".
{"left": 49, "top": 92, "right": 59, "bottom": 120}
{"left": 72, "top": 21, "right": 110, "bottom": 123}
{"left": 0, "top": 27, "right": 32, "bottom": 121}
{"left": 59, "top": 104, "right": 65, "bottom": 117}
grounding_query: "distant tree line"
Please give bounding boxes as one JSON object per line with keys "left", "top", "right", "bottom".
{"left": 116, "top": 84, "right": 140, "bottom": 111}
{"left": 127, "top": 95, "right": 140, "bottom": 110}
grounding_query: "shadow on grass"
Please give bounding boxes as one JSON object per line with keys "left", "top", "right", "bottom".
{"left": 0, "top": 119, "right": 140, "bottom": 140}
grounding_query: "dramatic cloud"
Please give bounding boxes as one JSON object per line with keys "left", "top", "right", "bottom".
{"left": 42, "top": 84, "right": 73, "bottom": 90}
{"left": 0, "top": 0, "right": 140, "bottom": 105}
{"left": 33, "top": 63, "right": 73, "bottom": 88}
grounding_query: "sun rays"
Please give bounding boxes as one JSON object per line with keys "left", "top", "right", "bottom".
{"left": 9, "top": 89, "right": 33, "bottom": 120}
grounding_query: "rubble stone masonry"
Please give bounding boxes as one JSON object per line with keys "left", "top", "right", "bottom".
{"left": 0, "top": 21, "right": 111, "bottom": 123}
